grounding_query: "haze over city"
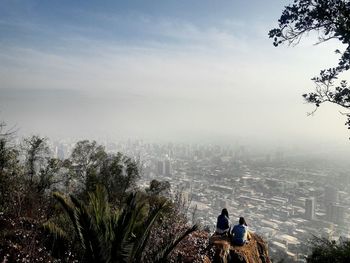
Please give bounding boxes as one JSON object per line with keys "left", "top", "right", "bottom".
{"left": 1, "top": 0, "right": 350, "bottom": 152}
{"left": 3, "top": 1, "right": 350, "bottom": 263}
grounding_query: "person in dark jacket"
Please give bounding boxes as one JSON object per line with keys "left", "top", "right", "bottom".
{"left": 215, "top": 208, "right": 230, "bottom": 235}
{"left": 231, "top": 217, "right": 251, "bottom": 245}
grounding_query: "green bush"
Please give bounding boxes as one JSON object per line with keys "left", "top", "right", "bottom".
{"left": 307, "top": 237, "right": 350, "bottom": 263}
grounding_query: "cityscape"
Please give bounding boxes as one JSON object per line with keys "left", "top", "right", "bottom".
{"left": 49, "top": 138, "right": 350, "bottom": 263}
{"left": 2, "top": 1, "right": 350, "bottom": 262}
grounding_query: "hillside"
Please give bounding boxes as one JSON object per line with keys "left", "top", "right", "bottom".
{"left": 205, "top": 233, "right": 271, "bottom": 263}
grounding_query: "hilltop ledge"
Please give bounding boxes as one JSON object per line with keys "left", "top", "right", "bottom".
{"left": 204, "top": 233, "right": 271, "bottom": 263}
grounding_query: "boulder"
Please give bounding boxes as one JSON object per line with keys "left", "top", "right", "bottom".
{"left": 204, "top": 233, "right": 271, "bottom": 263}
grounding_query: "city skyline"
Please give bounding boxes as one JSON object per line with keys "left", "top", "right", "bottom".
{"left": 47, "top": 138, "right": 350, "bottom": 262}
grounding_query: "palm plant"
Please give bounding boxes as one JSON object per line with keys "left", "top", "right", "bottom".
{"left": 44, "top": 186, "right": 197, "bottom": 263}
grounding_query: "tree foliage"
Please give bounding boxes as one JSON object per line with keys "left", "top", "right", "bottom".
{"left": 22, "top": 135, "right": 50, "bottom": 183}
{"left": 99, "top": 152, "right": 140, "bottom": 204}
{"left": 45, "top": 186, "right": 197, "bottom": 263}
{"left": 306, "top": 236, "right": 350, "bottom": 263}
{"left": 0, "top": 122, "right": 21, "bottom": 212}
{"left": 146, "top": 179, "right": 171, "bottom": 197}
{"left": 70, "top": 140, "right": 107, "bottom": 182}
{"left": 269, "top": 0, "right": 350, "bottom": 130}
{"left": 68, "top": 140, "right": 140, "bottom": 202}
{"left": 0, "top": 121, "right": 17, "bottom": 172}
{"left": 0, "top": 132, "right": 199, "bottom": 262}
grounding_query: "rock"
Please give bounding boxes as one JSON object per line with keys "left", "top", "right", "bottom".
{"left": 204, "top": 233, "right": 271, "bottom": 263}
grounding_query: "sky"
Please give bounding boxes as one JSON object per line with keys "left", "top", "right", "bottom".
{"left": 0, "top": 0, "right": 350, "bottom": 150}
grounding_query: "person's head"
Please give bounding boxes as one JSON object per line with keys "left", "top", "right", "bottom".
{"left": 221, "top": 208, "right": 229, "bottom": 218}
{"left": 239, "top": 217, "right": 247, "bottom": 226}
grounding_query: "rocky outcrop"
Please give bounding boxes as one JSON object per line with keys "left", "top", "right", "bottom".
{"left": 204, "top": 233, "right": 271, "bottom": 263}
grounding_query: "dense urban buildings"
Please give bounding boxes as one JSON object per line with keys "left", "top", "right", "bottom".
{"left": 51, "top": 139, "right": 350, "bottom": 262}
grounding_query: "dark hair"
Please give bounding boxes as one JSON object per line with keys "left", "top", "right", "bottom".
{"left": 239, "top": 217, "right": 247, "bottom": 226}
{"left": 221, "top": 208, "right": 229, "bottom": 218}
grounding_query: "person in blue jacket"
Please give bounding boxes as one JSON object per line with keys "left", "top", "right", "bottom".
{"left": 216, "top": 208, "right": 230, "bottom": 235}
{"left": 231, "top": 217, "right": 251, "bottom": 245}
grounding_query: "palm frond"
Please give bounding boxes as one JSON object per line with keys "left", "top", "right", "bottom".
{"left": 42, "top": 221, "right": 69, "bottom": 241}
{"left": 88, "top": 185, "right": 110, "bottom": 225}
{"left": 153, "top": 224, "right": 199, "bottom": 263}
{"left": 52, "top": 189, "right": 183, "bottom": 263}
{"left": 53, "top": 191, "right": 106, "bottom": 263}
{"left": 53, "top": 192, "right": 82, "bottom": 244}
{"left": 110, "top": 192, "right": 139, "bottom": 263}
{"left": 70, "top": 194, "right": 105, "bottom": 263}
{"left": 130, "top": 200, "right": 169, "bottom": 263}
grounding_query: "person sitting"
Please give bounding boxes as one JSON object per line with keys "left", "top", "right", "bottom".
{"left": 231, "top": 217, "right": 251, "bottom": 245}
{"left": 215, "top": 208, "right": 230, "bottom": 235}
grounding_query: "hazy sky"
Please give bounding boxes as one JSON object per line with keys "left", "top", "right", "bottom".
{"left": 1, "top": 0, "right": 349, "bottom": 148}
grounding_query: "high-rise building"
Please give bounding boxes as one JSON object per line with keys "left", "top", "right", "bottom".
{"left": 305, "top": 197, "right": 315, "bottom": 220}
{"left": 326, "top": 203, "right": 345, "bottom": 225}
{"left": 324, "top": 186, "right": 338, "bottom": 205}
{"left": 156, "top": 159, "right": 172, "bottom": 176}
{"left": 164, "top": 159, "right": 172, "bottom": 176}
{"left": 55, "top": 144, "right": 66, "bottom": 160}
{"left": 157, "top": 160, "right": 164, "bottom": 175}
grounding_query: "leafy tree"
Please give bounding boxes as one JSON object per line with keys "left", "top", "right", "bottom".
{"left": 70, "top": 140, "right": 107, "bottom": 189}
{"left": 22, "top": 135, "right": 50, "bottom": 183}
{"left": 22, "top": 135, "right": 65, "bottom": 195}
{"left": 0, "top": 121, "right": 21, "bottom": 212}
{"left": 269, "top": 0, "right": 350, "bottom": 130}
{"left": 306, "top": 236, "right": 350, "bottom": 263}
{"left": 0, "top": 121, "right": 17, "bottom": 172}
{"left": 71, "top": 140, "right": 107, "bottom": 177}
{"left": 99, "top": 152, "right": 140, "bottom": 204}
{"left": 146, "top": 179, "right": 171, "bottom": 197}
{"left": 37, "top": 157, "right": 63, "bottom": 194}
{"left": 69, "top": 140, "right": 140, "bottom": 202}
{"left": 20, "top": 136, "right": 73, "bottom": 219}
